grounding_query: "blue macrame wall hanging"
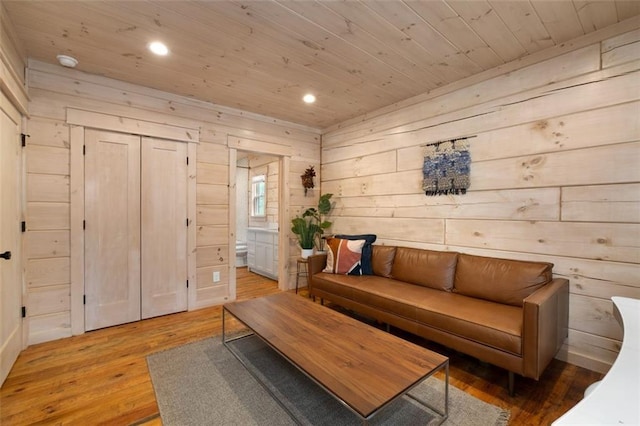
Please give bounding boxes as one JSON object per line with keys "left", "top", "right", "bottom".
{"left": 422, "top": 137, "right": 473, "bottom": 196}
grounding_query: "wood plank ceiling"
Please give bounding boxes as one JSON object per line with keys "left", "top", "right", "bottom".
{"left": 5, "top": 0, "right": 640, "bottom": 129}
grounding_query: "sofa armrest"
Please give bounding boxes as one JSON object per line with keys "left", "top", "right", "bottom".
{"left": 308, "top": 254, "right": 327, "bottom": 276}
{"left": 522, "top": 278, "right": 569, "bottom": 379}
{"left": 307, "top": 254, "right": 327, "bottom": 295}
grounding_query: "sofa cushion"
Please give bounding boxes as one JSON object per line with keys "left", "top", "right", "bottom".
{"left": 312, "top": 273, "right": 522, "bottom": 355}
{"left": 323, "top": 238, "right": 366, "bottom": 275}
{"left": 311, "top": 272, "right": 360, "bottom": 299}
{"left": 371, "top": 245, "right": 396, "bottom": 278}
{"left": 334, "top": 234, "right": 377, "bottom": 275}
{"left": 454, "top": 254, "right": 553, "bottom": 307}
{"left": 411, "top": 292, "right": 523, "bottom": 355}
{"left": 390, "top": 247, "right": 458, "bottom": 291}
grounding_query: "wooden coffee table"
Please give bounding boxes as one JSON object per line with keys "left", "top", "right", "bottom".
{"left": 222, "top": 292, "right": 449, "bottom": 424}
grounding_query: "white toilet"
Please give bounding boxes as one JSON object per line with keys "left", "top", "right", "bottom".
{"left": 236, "top": 241, "right": 248, "bottom": 267}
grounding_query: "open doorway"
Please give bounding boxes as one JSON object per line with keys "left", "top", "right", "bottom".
{"left": 228, "top": 142, "right": 290, "bottom": 300}
{"left": 234, "top": 152, "right": 279, "bottom": 274}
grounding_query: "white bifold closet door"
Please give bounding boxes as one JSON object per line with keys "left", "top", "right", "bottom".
{"left": 85, "top": 130, "right": 141, "bottom": 331}
{"left": 140, "top": 136, "right": 187, "bottom": 319}
{"left": 84, "top": 130, "right": 187, "bottom": 331}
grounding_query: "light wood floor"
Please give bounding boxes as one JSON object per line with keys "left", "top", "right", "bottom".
{"left": 1, "top": 268, "right": 602, "bottom": 425}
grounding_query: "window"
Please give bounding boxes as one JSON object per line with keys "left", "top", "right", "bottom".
{"left": 251, "top": 174, "right": 266, "bottom": 217}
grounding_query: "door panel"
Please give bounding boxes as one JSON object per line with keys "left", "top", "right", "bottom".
{"left": 84, "top": 130, "right": 140, "bottom": 331}
{"left": 0, "top": 92, "right": 22, "bottom": 385}
{"left": 141, "top": 137, "right": 187, "bottom": 319}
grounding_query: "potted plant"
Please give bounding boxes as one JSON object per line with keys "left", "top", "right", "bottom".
{"left": 291, "top": 193, "right": 334, "bottom": 257}
{"left": 302, "top": 193, "right": 333, "bottom": 252}
{"left": 291, "top": 215, "right": 319, "bottom": 258}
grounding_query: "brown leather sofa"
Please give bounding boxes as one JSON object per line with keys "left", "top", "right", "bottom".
{"left": 307, "top": 245, "right": 569, "bottom": 395}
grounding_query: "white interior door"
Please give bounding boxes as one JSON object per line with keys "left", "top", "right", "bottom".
{"left": 84, "top": 130, "right": 141, "bottom": 331}
{"left": 141, "top": 137, "right": 187, "bottom": 319}
{"left": 0, "top": 92, "right": 22, "bottom": 386}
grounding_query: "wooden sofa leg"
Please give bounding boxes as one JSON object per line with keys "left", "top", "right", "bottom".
{"left": 508, "top": 371, "right": 515, "bottom": 396}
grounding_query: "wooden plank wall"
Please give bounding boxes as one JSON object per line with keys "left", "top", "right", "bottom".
{"left": 321, "top": 30, "right": 640, "bottom": 373}
{"left": 24, "top": 60, "right": 320, "bottom": 345}
{"left": 266, "top": 160, "right": 279, "bottom": 226}
{"left": 0, "top": 3, "right": 27, "bottom": 112}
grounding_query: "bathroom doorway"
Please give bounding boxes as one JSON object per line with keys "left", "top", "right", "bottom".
{"left": 227, "top": 139, "right": 291, "bottom": 300}
{"left": 234, "top": 152, "right": 279, "bottom": 272}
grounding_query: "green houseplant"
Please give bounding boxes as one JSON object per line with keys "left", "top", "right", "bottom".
{"left": 291, "top": 216, "right": 319, "bottom": 258}
{"left": 302, "top": 193, "right": 333, "bottom": 252}
{"left": 291, "top": 193, "right": 334, "bottom": 256}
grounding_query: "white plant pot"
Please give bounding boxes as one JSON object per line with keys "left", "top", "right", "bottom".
{"left": 301, "top": 248, "right": 314, "bottom": 259}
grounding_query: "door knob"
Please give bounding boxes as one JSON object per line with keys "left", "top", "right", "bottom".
{"left": 0, "top": 251, "right": 11, "bottom": 260}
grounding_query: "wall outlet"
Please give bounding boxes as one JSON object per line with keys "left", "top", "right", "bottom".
{"left": 213, "top": 271, "right": 221, "bottom": 282}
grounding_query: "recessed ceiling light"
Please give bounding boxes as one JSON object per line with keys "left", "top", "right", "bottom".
{"left": 149, "top": 41, "right": 169, "bottom": 56}
{"left": 303, "top": 94, "right": 316, "bottom": 104}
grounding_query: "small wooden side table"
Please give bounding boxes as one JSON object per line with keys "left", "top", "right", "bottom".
{"left": 295, "top": 257, "right": 309, "bottom": 294}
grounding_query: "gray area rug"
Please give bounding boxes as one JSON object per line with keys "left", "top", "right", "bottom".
{"left": 147, "top": 335, "right": 510, "bottom": 426}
